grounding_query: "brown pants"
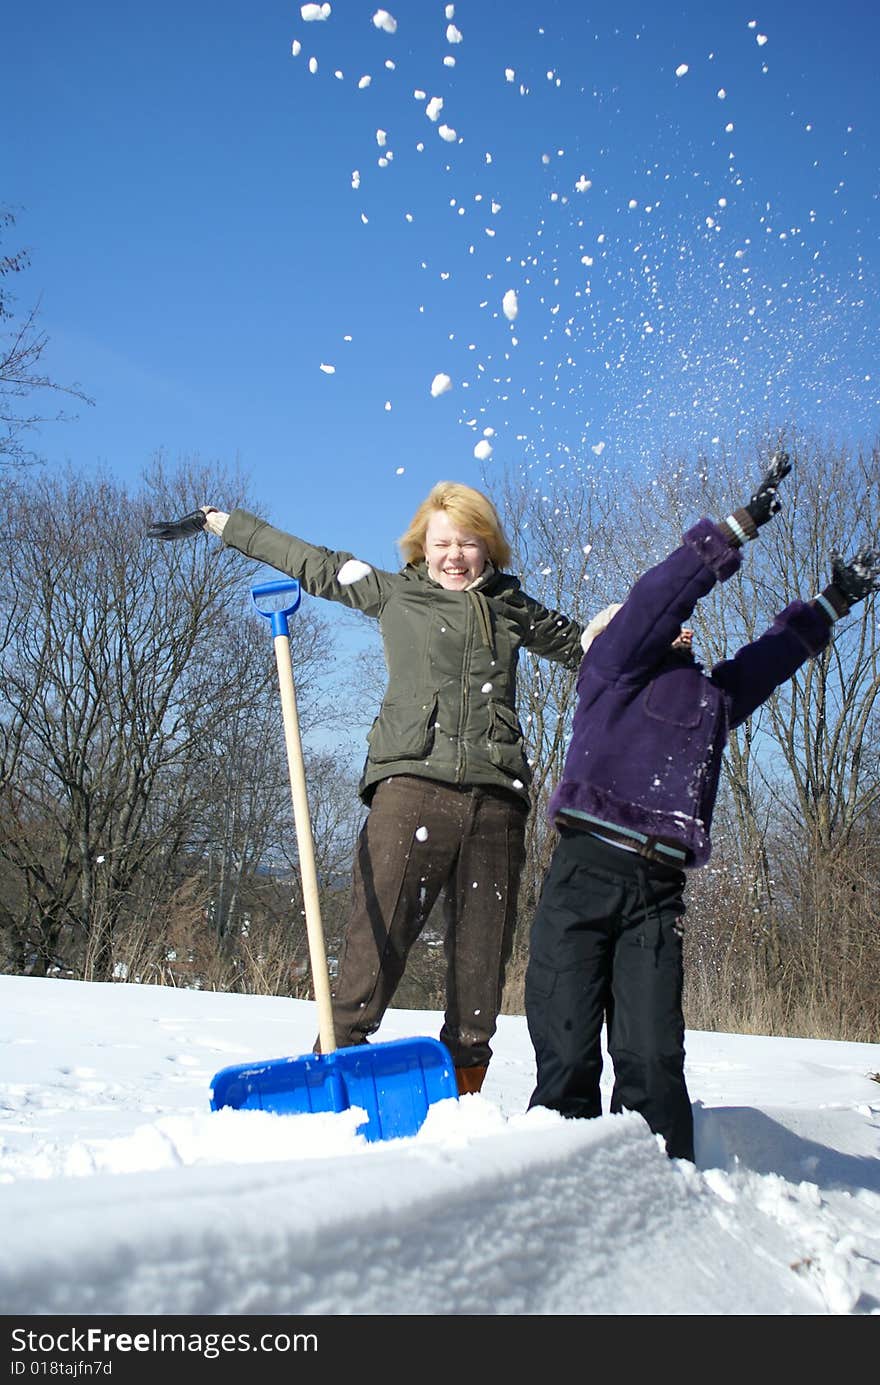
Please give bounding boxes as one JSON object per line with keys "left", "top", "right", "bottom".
{"left": 331, "top": 775, "right": 527, "bottom": 1067}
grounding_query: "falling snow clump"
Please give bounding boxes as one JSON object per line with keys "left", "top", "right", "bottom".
{"left": 373, "top": 10, "right": 397, "bottom": 34}
{"left": 337, "top": 560, "right": 373, "bottom": 586}
{"left": 431, "top": 373, "right": 453, "bottom": 397}
{"left": 502, "top": 289, "right": 518, "bottom": 321}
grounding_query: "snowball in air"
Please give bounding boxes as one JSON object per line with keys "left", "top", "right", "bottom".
{"left": 372, "top": 10, "right": 397, "bottom": 33}
{"left": 446, "top": 24, "right": 462, "bottom": 43}
{"left": 426, "top": 96, "right": 443, "bottom": 121}
{"left": 415, "top": 827, "right": 429, "bottom": 842}
{"left": 358, "top": 75, "right": 372, "bottom": 88}
{"left": 502, "top": 289, "right": 518, "bottom": 321}
{"left": 474, "top": 440, "right": 492, "bottom": 460}
{"left": 439, "top": 125, "right": 457, "bottom": 142}
{"left": 337, "top": 560, "right": 373, "bottom": 585}
{"left": 301, "top": 3, "right": 331, "bottom": 19}
{"left": 675, "top": 63, "right": 689, "bottom": 77}
{"left": 431, "top": 373, "right": 453, "bottom": 397}
{"left": 319, "top": 363, "right": 336, "bottom": 374}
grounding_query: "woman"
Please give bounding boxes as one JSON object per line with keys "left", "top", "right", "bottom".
{"left": 198, "top": 482, "right": 585, "bottom": 1094}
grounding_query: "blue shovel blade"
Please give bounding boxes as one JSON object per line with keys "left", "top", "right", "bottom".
{"left": 210, "top": 1036, "right": 458, "bottom": 1143}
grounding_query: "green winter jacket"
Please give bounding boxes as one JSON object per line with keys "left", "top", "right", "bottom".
{"left": 224, "top": 509, "right": 585, "bottom": 808}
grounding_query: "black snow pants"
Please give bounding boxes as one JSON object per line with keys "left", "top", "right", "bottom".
{"left": 525, "top": 826, "right": 694, "bottom": 1162}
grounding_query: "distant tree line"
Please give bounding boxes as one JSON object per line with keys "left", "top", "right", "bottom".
{"left": 495, "top": 433, "right": 880, "bottom": 1043}
{"left": 1, "top": 431, "right": 877, "bottom": 1041}
{"left": 0, "top": 458, "right": 365, "bottom": 995}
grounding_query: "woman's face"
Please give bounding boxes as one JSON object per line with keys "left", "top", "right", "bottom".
{"left": 424, "top": 510, "right": 489, "bottom": 590}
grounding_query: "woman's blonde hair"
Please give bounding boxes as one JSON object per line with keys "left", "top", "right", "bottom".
{"left": 398, "top": 481, "right": 512, "bottom": 569}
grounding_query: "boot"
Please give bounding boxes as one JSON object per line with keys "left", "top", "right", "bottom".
{"left": 455, "top": 1064, "right": 488, "bottom": 1096}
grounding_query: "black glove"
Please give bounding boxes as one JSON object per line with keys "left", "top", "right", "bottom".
{"left": 745, "top": 450, "right": 792, "bottom": 528}
{"left": 146, "top": 510, "right": 208, "bottom": 541}
{"left": 720, "top": 451, "right": 792, "bottom": 547}
{"left": 820, "top": 547, "right": 880, "bottom": 618}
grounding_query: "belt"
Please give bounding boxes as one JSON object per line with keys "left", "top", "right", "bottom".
{"left": 557, "top": 811, "right": 689, "bottom": 867}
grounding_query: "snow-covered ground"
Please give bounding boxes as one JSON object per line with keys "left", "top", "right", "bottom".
{"left": 1, "top": 975, "right": 878, "bottom": 1317}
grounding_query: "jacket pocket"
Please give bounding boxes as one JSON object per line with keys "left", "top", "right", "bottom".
{"left": 644, "top": 670, "right": 704, "bottom": 729}
{"left": 367, "top": 692, "right": 438, "bottom": 764}
{"left": 487, "top": 700, "right": 529, "bottom": 779}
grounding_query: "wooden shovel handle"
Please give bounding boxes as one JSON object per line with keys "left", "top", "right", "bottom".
{"left": 272, "top": 632, "right": 336, "bottom": 1055}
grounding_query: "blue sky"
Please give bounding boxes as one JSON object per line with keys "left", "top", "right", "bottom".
{"left": 5, "top": 0, "right": 879, "bottom": 569}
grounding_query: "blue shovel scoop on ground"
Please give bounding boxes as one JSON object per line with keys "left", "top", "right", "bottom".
{"left": 209, "top": 578, "right": 458, "bottom": 1141}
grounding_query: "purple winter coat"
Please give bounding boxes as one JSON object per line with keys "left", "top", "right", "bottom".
{"left": 548, "top": 519, "right": 833, "bottom": 867}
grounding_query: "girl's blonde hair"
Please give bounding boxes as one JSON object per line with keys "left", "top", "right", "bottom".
{"left": 398, "top": 481, "right": 512, "bottom": 569}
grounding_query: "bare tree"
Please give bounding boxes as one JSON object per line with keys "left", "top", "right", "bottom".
{"left": 486, "top": 461, "right": 622, "bottom": 998}
{"left": 0, "top": 461, "right": 342, "bottom": 982}
{"left": 489, "top": 436, "right": 880, "bottom": 1038}
{"left": 0, "top": 210, "right": 93, "bottom": 468}
{"left": 615, "top": 435, "right": 880, "bottom": 1037}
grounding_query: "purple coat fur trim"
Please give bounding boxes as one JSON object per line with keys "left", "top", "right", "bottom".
{"left": 548, "top": 519, "right": 832, "bottom": 867}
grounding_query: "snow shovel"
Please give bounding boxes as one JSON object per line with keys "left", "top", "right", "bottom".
{"left": 209, "top": 577, "right": 458, "bottom": 1141}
